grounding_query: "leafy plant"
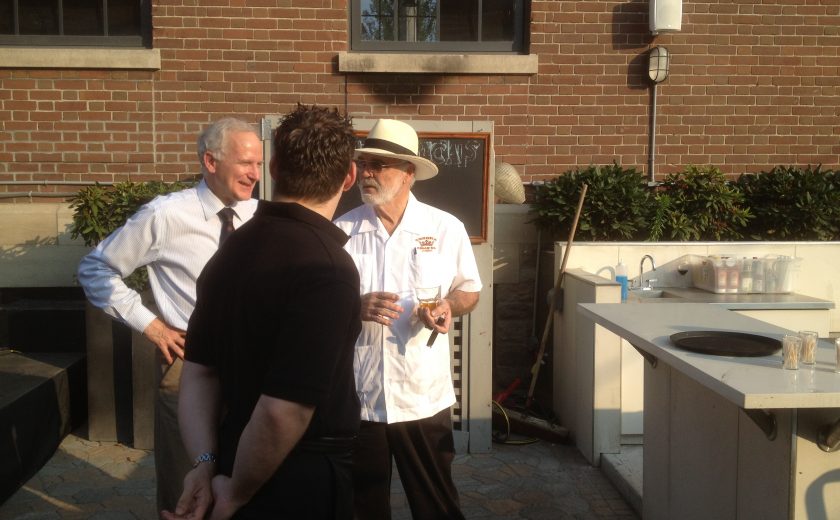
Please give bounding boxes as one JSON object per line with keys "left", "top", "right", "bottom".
{"left": 531, "top": 163, "right": 652, "bottom": 241}
{"left": 736, "top": 165, "right": 840, "bottom": 241}
{"left": 70, "top": 180, "right": 195, "bottom": 289}
{"left": 651, "top": 165, "right": 751, "bottom": 241}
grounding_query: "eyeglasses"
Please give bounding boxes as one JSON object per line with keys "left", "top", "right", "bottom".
{"left": 354, "top": 158, "right": 408, "bottom": 174}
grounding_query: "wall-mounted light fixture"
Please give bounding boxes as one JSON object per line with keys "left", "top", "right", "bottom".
{"left": 647, "top": 46, "right": 671, "bottom": 183}
{"left": 648, "top": 46, "right": 670, "bottom": 83}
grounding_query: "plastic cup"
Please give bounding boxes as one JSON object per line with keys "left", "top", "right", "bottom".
{"left": 799, "top": 330, "right": 818, "bottom": 365}
{"left": 782, "top": 335, "right": 802, "bottom": 370}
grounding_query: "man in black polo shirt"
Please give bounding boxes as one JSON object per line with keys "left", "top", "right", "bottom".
{"left": 161, "top": 105, "right": 360, "bottom": 520}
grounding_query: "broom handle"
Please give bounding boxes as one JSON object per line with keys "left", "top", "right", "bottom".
{"left": 526, "top": 183, "right": 588, "bottom": 406}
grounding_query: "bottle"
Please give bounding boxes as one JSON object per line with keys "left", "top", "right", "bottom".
{"left": 725, "top": 257, "right": 739, "bottom": 293}
{"left": 739, "top": 257, "right": 753, "bottom": 293}
{"left": 752, "top": 257, "right": 765, "bottom": 293}
{"left": 616, "top": 260, "right": 629, "bottom": 302}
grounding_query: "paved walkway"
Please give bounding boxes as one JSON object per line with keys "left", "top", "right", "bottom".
{"left": 1, "top": 430, "right": 638, "bottom": 519}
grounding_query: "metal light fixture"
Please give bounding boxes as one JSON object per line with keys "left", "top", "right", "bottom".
{"left": 647, "top": 46, "right": 671, "bottom": 183}
{"left": 648, "top": 46, "right": 670, "bottom": 83}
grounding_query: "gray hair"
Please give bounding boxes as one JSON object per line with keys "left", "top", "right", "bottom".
{"left": 197, "top": 118, "right": 258, "bottom": 175}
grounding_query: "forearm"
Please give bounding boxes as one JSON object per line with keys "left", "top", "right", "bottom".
{"left": 226, "top": 396, "right": 314, "bottom": 506}
{"left": 178, "top": 361, "right": 221, "bottom": 461}
{"left": 444, "top": 289, "right": 480, "bottom": 317}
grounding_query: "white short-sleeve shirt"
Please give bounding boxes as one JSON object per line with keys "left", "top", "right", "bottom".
{"left": 334, "top": 193, "right": 482, "bottom": 424}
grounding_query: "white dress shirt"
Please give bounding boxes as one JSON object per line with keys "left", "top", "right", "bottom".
{"left": 335, "top": 193, "right": 482, "bottom": 424}
{"left": 78, "top": 180, "right": 258, "bottom": 334}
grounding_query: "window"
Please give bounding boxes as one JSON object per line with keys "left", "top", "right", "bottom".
{"left": 0, "top": 0, "right": 151, "bottom": 47}
{"left": 351, "top": 0, "right": 526, "bottom": 53}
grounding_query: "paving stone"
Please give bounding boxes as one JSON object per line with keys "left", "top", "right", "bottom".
{"left": 0, "top": 432, "right": 638, "bottom": 519}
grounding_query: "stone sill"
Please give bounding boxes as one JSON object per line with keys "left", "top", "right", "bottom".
{"left": 338, "top": 52, "right": 538, "bottom": 74}
{"left": 0, "top": 48, "right": 161, "bottom": 70}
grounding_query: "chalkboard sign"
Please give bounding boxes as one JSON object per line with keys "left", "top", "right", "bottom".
{"left": 335, "top": 132, "right": 490, "bottom": 243}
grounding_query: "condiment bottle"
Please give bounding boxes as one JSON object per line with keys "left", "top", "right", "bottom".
{"left": 616, "top": 260, "right": 628, "bottom": 301}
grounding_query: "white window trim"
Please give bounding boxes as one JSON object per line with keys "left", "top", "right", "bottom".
{"left": 0, "top": 48, "right": 161, "bottom": 70}
{"left": 338, "top": 52, "right": 537, "bottom": 75}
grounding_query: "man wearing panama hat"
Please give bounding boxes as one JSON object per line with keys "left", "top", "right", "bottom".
{"left": 335, "top": 119, "right": 482, "bottom": 519}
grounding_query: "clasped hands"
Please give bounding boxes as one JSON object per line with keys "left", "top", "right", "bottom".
{"left": 360, "top": 291, "right": 450, "bottom": 333}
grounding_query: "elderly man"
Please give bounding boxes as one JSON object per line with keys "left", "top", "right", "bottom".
{"left": 334, "top": 119, "right": 482, "bottom": 519}
{"left": 77, "top": 118, "right": 261, "bottom": 513}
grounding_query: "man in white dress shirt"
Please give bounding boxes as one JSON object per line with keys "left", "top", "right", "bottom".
{"left": 334, "top": 119, "right": 481, "bottom": 519}
{"left": 77, "top": 117, "right": 262, "bottom": 513}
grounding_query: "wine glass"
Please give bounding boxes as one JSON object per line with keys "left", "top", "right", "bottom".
{"left": 677, "top": 261, "right": 690, "bottom": 287}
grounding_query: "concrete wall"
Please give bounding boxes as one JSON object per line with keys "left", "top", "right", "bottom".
{"left": 0, "top": 203, "right": 87, "bottom": 287}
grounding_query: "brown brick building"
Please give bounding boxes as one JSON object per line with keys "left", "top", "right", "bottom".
{"left": 1, "top": 0, "right": 838, "bottom": 202}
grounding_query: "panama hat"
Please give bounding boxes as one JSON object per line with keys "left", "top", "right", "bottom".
{"left": 495, "top": 162, "right": 526, "bottom": 204}
{"left": 355, "top": 119, "right": 439, "bottom": 180}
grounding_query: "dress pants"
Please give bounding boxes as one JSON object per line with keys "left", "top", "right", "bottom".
{"left": 155, "top": 356, "right": 192, "bottom": 513}
{"left": 232, "top": 445, "right": 354, "bottom": 519}
{"left": 352, "top": 407, "right": 464, "bottom": 520}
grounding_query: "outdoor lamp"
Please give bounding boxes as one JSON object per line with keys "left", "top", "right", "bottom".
{"left": 648, "top": 46, "right": 670, "bottom": 83}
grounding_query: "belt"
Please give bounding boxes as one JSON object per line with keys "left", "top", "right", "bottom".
{"left": 296, "top": 436, "right": 356, "bottom": 456}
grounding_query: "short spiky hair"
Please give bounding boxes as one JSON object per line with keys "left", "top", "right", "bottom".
{"left": 271, "top": 105, "right": 356, "bottom": 203}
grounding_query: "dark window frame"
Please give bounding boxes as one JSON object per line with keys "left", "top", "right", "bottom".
{"left": 0, "top": 0, "right": 152, "bottom": 48}
{"left": 350, "top": 0, "right": 527, "bottom": 53}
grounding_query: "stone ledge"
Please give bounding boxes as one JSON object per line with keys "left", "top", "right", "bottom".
{"left": 0, "top": 48, "right": 161, "bottom": 70}
{"left": 338, "top": 52, "right": 538, "bottom": 74}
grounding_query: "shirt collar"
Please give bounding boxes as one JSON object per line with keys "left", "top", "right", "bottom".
{"left": 256, "top": 200, "right": 350, "bottom": 246}
{"left": 353, "top": 192, "right": 424, "bottom": 236}
{"left": 197, "top": 179, "right": 251, "bottom": 222}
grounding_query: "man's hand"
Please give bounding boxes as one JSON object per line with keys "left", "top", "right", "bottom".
{"left": 360, "top": 292, "right": 403, "bottom": 326}
{"left": 207, "top": 475, "right": 245, "bottom": 520}
{"left": 160, "top": 465, "right": 215, "bottom": 520}
{"left": 143, "top": 317, "right": 186, "bottom": 364}
{"left": 417, "top": 298, "right": 451, "bottom": 333}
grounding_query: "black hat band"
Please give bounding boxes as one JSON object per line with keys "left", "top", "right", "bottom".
{"left": 362, "top": 138, "right": 416, "bottom": 157}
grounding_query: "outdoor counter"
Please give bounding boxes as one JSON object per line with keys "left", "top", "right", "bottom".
{"left": 579, "top": 302, "right": 840, "bottom": 520}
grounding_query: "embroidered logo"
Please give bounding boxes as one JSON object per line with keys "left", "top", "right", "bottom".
{"left": 415, "top": 236, "right": 437, "bottom": 252}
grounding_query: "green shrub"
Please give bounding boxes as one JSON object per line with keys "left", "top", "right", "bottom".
{"left": 70, "top": 180, "right": 196, "bottom": 289}
{"left": 531, "top": 163, "right": 652, "bottom": 241}
{"left": 736, "top": 165, "right": 840, "bottom": 241}
{"left": 651, "top": 165, "right": 752, "bottom": 241}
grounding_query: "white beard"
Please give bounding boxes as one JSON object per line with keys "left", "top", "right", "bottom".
{"left": 358, "top": 178, "right": 400, "bottom": 206}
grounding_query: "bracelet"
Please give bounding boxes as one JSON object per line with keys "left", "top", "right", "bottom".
{"left": 192, "top": 452, "right": 217, "bottom": 468}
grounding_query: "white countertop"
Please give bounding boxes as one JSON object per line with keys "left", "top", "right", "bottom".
{"left": 578, "top": 302, "right": 840, "bottom": 409}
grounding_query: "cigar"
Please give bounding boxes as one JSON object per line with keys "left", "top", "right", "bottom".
{"left": 426, "top": 315, "right": 445, "bottom": 347}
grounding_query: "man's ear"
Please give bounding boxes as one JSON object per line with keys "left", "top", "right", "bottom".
{"left": 203, "top": 151, "right": 217, "bottom": 174}
{"left": 342, "top": 161, "right": 357, "bottom": 192}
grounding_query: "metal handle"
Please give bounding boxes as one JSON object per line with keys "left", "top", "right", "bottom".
{"left": 818, "top": 417, "right": 840, "bottom": 452}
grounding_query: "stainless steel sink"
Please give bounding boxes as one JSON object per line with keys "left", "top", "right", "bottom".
{"left": 627, "top": 288, "right": 680, "bottom": 301}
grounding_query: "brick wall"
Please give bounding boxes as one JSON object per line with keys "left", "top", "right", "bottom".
{"left": 1, "top": 0, "right": 838, "bottom": 201}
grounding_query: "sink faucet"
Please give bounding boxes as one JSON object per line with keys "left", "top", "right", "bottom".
{"left": 639, "top": 254, "right": 657, "bottom": 288}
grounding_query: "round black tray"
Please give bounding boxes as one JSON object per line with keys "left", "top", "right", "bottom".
{"left": 669, "top": 330, "right": 782, "bottom": 357}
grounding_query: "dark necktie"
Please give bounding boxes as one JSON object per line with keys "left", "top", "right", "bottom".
{"left": 218, "top": 207, "right": 236, "bottom": 244}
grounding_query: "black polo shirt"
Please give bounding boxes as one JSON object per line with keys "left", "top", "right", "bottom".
{"left": 185, "top": 200, "right": 361, "bottom": 474}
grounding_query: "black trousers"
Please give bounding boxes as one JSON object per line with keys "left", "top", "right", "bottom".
{"left": 231, "top": 441, "right": 354, "bottom": 520}
{"left": 352, "top": 408, "right": 464, "bottom": 520}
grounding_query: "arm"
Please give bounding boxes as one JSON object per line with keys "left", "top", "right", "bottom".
{"left": 161, "top": 360, "right": 221, "bottom": 520}
{"left": 208, "top": 396, "right": 315, "bottom": 520}
{"left": 418, "top": 289, "right": 480, "bottom": 333}
{"left": 78, "top": 205, "right": 184, "bottom": 363}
